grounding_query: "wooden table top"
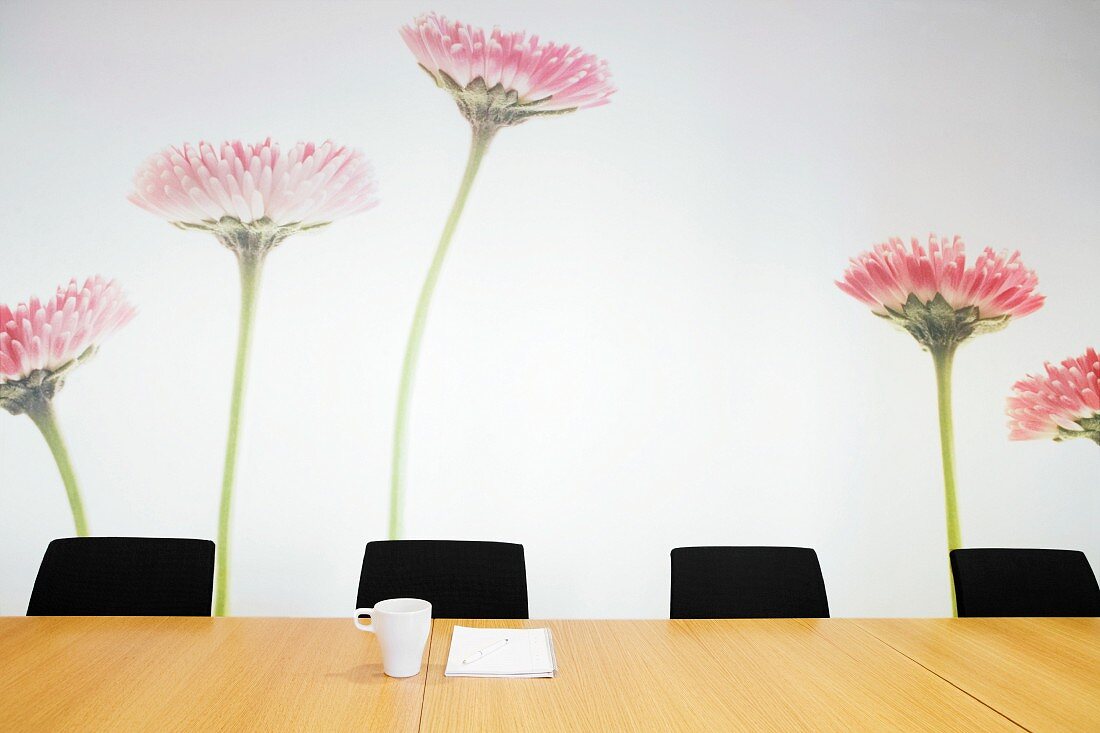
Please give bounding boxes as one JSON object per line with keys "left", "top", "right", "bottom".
{"left": 423, "top": 619, "right": 1020, "bottom": 732}
{"left": 1, "top": 616, "right": 1095, "bottom": 732}
{"left": 0, "top": 616, "right": 425, "bottom": 732}
{"left": 856, "top": 617, "right": 1100, "bottom": 733}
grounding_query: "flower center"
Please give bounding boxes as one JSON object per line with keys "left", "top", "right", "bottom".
{"left": 171, "top": 217, "right": 328, "bottom": 258}
{"left": 877, "top": 293, "right": 1011, "bottom": 350}
{"left": 0, "top": 347, "right": 96, "bottom": 416}
{"left": 1058, "top": 416, "right": 1100, "bottom": 444}
{"left": 425, "top": 68, "right": 578, "bottom": 131}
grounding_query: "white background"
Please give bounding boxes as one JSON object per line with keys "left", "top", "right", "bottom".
{"left": 1, "top": 0, "right": 1097, "bottom": 618}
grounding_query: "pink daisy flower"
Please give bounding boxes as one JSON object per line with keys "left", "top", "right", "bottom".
{"left": 836, "top": 235, "right": 1045, "bottom": 607}
{"left": 1008, "top": 348, "right": 1100, "bottom": 444}
{"left": 129, "top": 139, "right": 378, "bottom": 236}
{"left": 130, "top": 138, "right": 377, "bottom": 614}
{"left": 837, "top": 235, "right": 1043, "bottom": 349}
{"left": 386, "top": 14, "right": 614, "bottom": 539}
{"left": 400, "top": 12, "right": 615, "bottom": 128}
{"left": 1, "top": 276, "right": 135, "bottom": 537}
{"left": 1, "top": 276, "right": 136, "bottom": 387}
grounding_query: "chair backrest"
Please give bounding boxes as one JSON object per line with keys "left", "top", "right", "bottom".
{"left": 27, "top": 537, "right": 215, "bottom": 616}
{"left": 950, "top": 548, "right": 1100, "bottom": 617}
{"left": 670, "top": 546, "right": 829, "bottom": 619}
{"left": 356, "top": 540, "right": 529, "bottom": 619}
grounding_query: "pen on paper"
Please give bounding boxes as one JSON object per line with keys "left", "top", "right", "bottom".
{"left": 462, "top": 638, "right": 510, "bottom": 665}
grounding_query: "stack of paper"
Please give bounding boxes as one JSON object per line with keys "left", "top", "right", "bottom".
{"left": 444, "top": 626, "right": 557, "bottom": 678}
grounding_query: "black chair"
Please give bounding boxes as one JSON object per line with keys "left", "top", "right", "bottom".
{"left": 356, "top": 540, "right": 528, "bottom": 619}
{"left": 27, "top": 537, "right": 215, "bottom": 616}
{"left": 670, "top": 546, "right": 829, "bottom": 619}
{"left": 950, "top": 548, "right": 1100, "bottom": 617}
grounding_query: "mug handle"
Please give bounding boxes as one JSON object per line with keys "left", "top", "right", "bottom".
{"left": 354, "top": 607, "right": 374, "bottom": 632}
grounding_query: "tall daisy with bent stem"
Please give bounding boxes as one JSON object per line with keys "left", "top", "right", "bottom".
{"left": 1, "top": 277, "right": 136, "bottom": 535}
{"left": 1008, "top": 347, "right": 1100, "bottom": 446}
{"left": 837, "top": 235, "right": 1043, "bottom": 609}
{"left": 391, "top": 12, "right": 615, "bottom": 538}
{"left": 130, "top": 139, "right": 378, "bottom": 615}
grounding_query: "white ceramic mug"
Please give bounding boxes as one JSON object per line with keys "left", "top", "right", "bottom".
{"left": 354, "top": 598, "right": 432, "bottom": 678}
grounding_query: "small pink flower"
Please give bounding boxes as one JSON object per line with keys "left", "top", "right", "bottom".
{"left": 1007, "top": 348, "right": 1100, "bottom": 443}
{"left": 837, "top": 235, "right": 1043, "bottom": 349}
{"left": 129, "top": 139, "right": 378, "bottom": 230}
{"left": 1, "top": 277, "right": 136, "bottom": 382}
{"left": 401, "top": 12, "right": 615, "bottom": 127}
{"left": 838, "top": 235, "right": 1044, "bottom": 319}
{"left": 1, "top": 277, "right": 134, "bottom": 534}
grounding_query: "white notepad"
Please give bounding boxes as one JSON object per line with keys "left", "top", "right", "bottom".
{"left": 444, "top": 626, "right": 557, "bottom": 678}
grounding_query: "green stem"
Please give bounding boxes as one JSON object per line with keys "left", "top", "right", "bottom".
{"left": 215, "top": 250, "right": 265, "bottom": 616}
{"left": 26, "top": 398, "right": 88, "bottom": 536}
{"left": 388, "top": 125, "right": 496, "bottom": 539}
{"left": 931, "top": 343, "right": 961, "bottom": 616}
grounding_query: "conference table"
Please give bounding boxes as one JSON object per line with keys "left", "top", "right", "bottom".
{"left": 0, "top": 616, "right": 1096, "bottom": 731}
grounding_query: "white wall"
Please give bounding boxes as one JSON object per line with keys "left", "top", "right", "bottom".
{"left": 1, "top": 0, "right": 1097, "bottom": 618}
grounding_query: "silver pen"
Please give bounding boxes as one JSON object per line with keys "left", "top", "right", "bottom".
{"left": 462, "top": 637, "right": 510, "bottom": 665}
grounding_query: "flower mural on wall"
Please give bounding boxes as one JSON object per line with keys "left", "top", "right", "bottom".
{"left": 837, "top": 235, "right": 1044, "bottom": 611}
{"left": 1008, "top": 347, "right": 1100, "bottom": 445}
{"left": 0, "top": 277, "right": 136, "bottom": 535}
{"left": 389, "top": 13, "right": 615, "bottom": 538}
{"left": 130, "top": 139, "right": 378, "bottom": 615}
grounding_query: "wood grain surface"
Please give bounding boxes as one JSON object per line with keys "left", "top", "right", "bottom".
{"left": 856, "top": 617, "right": 1100, "bottom": 733}
{"left": 0, "top": 616, "right": 426, "bottom": 732}
{"left": 419, "top": 619, "right": 1023, "bottom": 732}
{"left": 4, "top": 616, "right": 1095, "bottom": 732}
